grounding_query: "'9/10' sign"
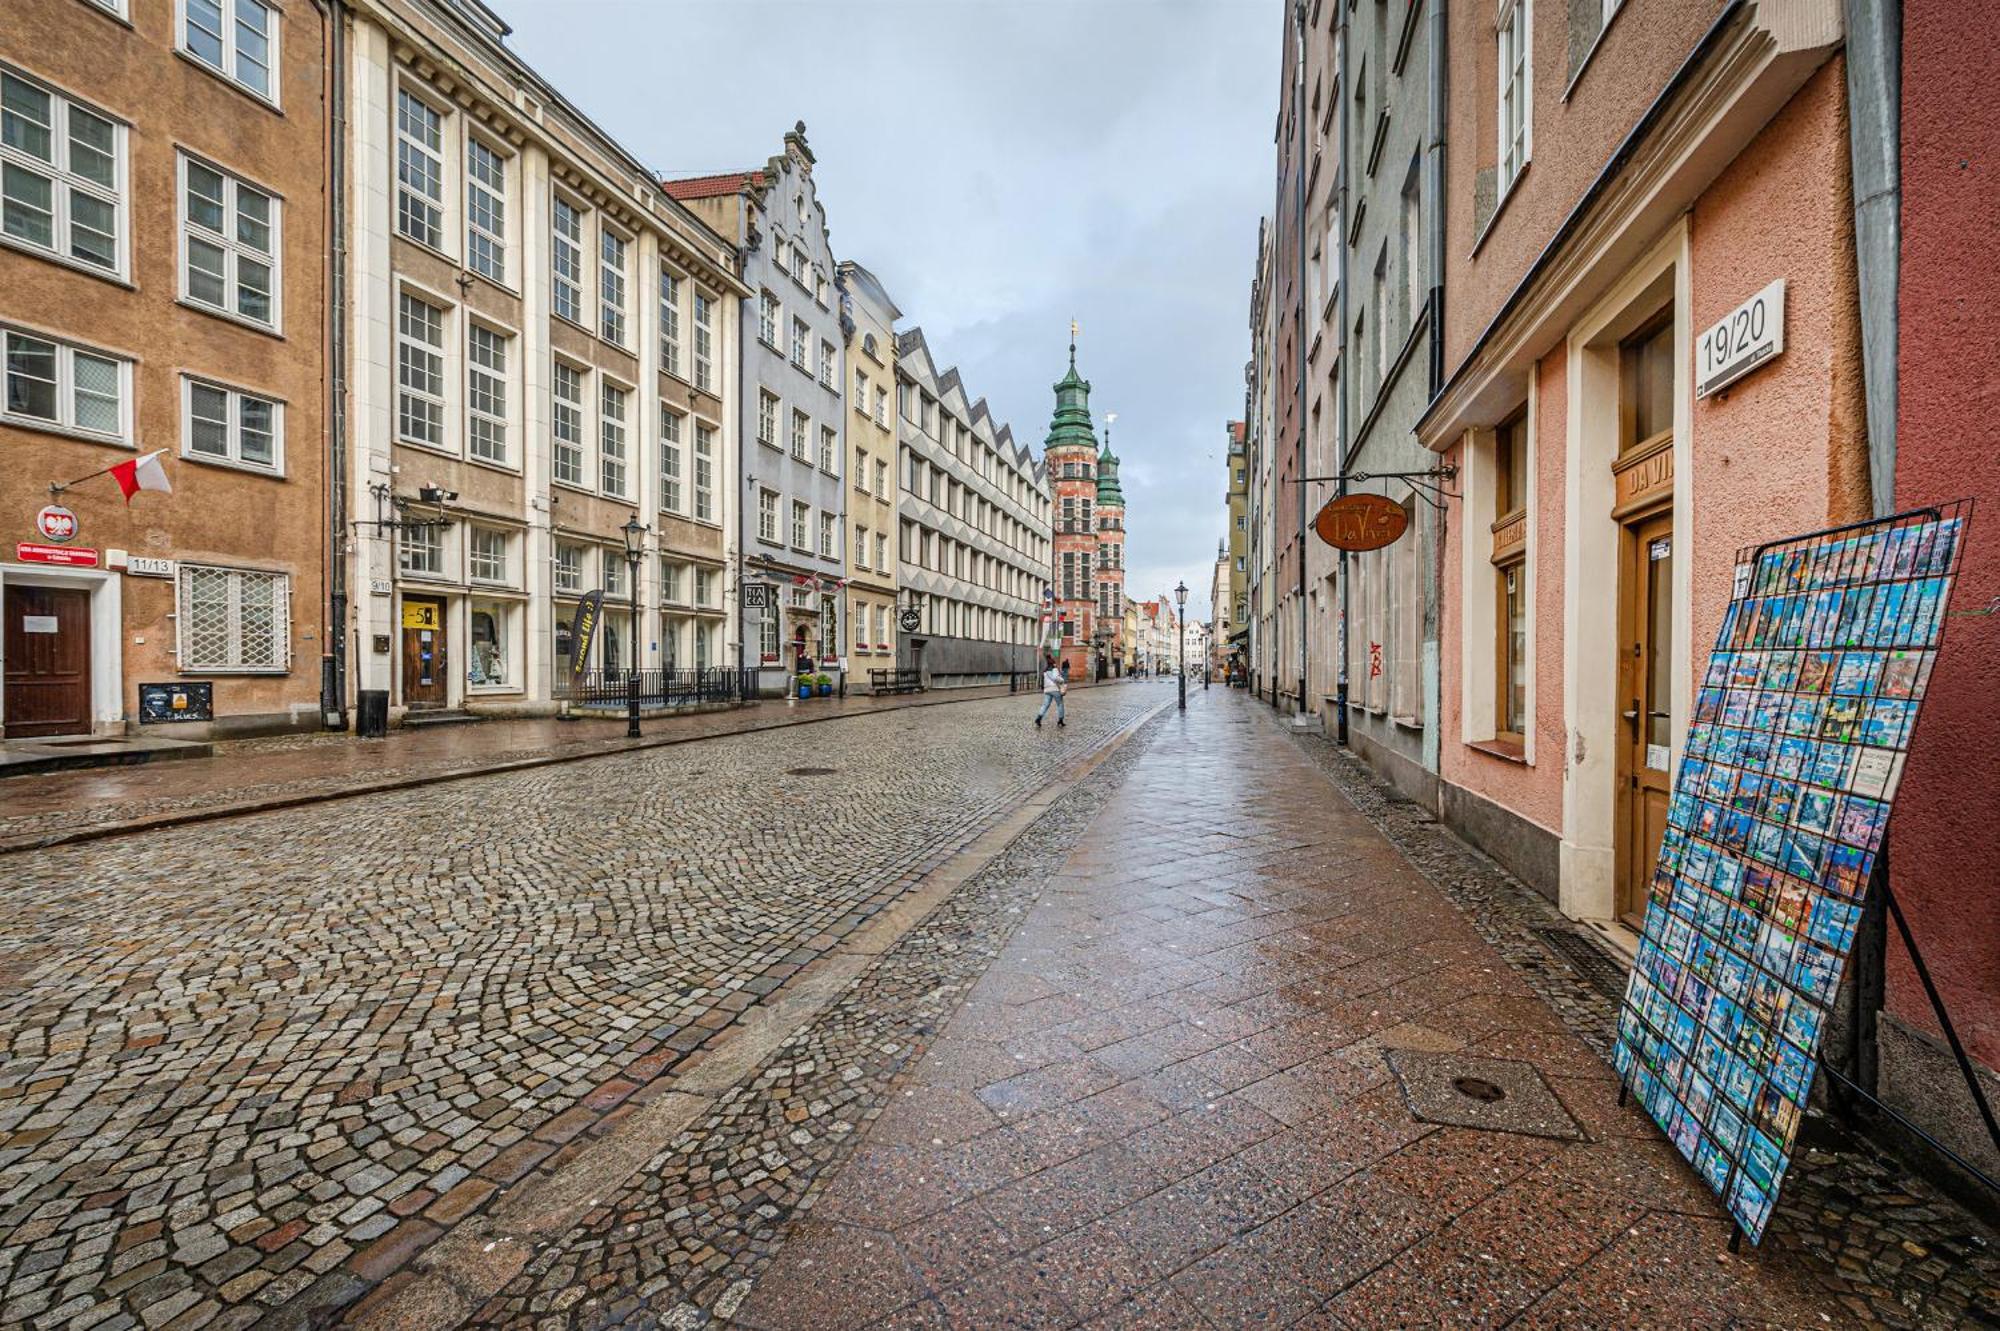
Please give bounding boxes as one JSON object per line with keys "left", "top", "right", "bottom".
{"left": 1696, "top": 278, "right": 1786, "bottom": 399}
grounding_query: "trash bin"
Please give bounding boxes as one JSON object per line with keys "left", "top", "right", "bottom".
{"left": 356, "top": 689, "right": 389, "bottom": 738}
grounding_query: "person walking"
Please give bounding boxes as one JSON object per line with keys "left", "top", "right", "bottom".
{"left": 1034, "top": 658, "right": 1068, "bottom": 728}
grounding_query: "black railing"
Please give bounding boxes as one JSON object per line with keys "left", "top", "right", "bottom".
{"left": 556, "top": 667, "right": 751, "bottom": 708}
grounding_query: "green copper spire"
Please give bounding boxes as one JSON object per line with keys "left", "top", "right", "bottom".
{"left": 1096, "top": 428, "right": 1124, "bottom": 505}
{"left": 1045, "top": 329, "right": 1097, "bottom": 454}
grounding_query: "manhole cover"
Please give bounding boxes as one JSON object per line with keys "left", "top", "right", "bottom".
{"left": 785, "top": 767, "right": 837, "bottom": 776}
{"left": 1453, "top": 1076, "right": 1506, "bottom": 1103}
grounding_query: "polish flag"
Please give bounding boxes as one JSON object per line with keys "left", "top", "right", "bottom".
{"left": 109, "top": 450, "right": 172, "bottom": 503}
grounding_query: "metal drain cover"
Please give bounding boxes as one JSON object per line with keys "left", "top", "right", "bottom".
{"left": 785, "top": 766, "right": 837, "bottom": 776}
{"left": 1386, "top": 1051, "right": 1585, "bottom": 1141}
{"left": 1533, "top": 927, "right": 1631, "bottom": 1002}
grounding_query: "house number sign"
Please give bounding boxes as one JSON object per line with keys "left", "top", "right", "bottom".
{"left": 1696, "top": 279, "right": 1785, "bottom": 399}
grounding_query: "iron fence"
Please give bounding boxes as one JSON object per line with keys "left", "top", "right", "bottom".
{"left": 556, "top": 667, "right": 751, "bottom": 708}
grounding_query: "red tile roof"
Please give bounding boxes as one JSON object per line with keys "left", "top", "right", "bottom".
{"left": 661, "top": 171, "right": 756, "bottom": 201}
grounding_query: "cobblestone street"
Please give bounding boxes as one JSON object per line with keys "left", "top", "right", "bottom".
{"left": 3, "top": 687, "right": 1995, "bottom": 1331}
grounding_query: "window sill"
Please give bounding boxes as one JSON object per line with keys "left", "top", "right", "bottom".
{"left": 0, "top": 233, "right": 133, "bottom": 288}
{"left": 181, "top": 665, "right": 291, "bottom": 676}
{"left": 177, "top": 297, "right": 284, "bottom": 340}
{"left": 181, "top": 451, "right": 285, "bottom": 480}
{"left": 1471, "top": 160, "right": 1530, "bottom": 259}
{"left": 1468, "top": 737, "right": 1528, "bottom": 764}
{"left": 2, "top": 415, "right": 132, "bottom": 451}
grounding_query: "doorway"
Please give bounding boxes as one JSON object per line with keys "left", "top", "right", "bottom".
{"left": 401, "top": 597, "right": 447, "bottom": 709}
{"left": 1617, "top": 509, "right": 1675, "bottom": 926}
{"left": 4, "top": 584, "right": 92, "bottom": 737}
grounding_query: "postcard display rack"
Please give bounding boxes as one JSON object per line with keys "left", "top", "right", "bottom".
{"left": 1613, "top": 503, "right": 1976, "bottom": 1245}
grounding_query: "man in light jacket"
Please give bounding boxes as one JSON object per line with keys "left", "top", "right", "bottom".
{"left": 1034, "top": 659, "right": 1068, "bottom": 729}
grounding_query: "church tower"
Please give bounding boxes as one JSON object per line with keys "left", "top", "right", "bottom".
{"left": 1093, "top": 428, "right": 1127, "bottom": 677}
{"left": 1043, "top": 334, "right": 1099, "bottom": 679}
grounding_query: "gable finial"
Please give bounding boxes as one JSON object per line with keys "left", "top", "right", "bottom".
{"left": 1068, "top": 318, "right": 1078, "bottom": 369}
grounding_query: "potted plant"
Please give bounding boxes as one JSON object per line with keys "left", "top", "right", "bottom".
{"left": 797, "top": 675, "right": 813, "bottom": 700}
{"left": 816, "top": 672, "right": 834, "bottom": 697}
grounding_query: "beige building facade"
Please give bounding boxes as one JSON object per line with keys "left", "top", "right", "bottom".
{"left": 342, "top": 0, "right": 746, "bottom": 721}
{"left": 836, "top": 261, "right": 900, "bottom": 689}
{"left": 1, "top": 0, "right": 331, "bottom": 740}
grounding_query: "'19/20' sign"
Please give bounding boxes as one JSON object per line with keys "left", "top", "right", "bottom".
{"left": 1696, "top": 278, "right": 1785, "bottom": 399}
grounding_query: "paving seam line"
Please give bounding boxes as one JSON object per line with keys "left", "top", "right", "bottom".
{"left": 0, "top": 683, "right": 1158, "bottom": 857}
{"left": 331, "top": 695, "right": 1173, "bottom": 1331}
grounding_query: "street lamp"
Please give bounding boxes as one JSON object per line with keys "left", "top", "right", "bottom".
{"left": 1174, "top": 580, "right": 1188, "bottom": 712}
{"left": 621, "top": 514, "right": 646, "bottom": 739}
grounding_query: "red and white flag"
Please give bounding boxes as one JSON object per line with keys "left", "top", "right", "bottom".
{"left": 109, "top": 450, "right": 172, "bottom": 503}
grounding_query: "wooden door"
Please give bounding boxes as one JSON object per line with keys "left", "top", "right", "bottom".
{"left": 400, "top": 598, "right": 447, "bottom": 708}
{"left": 1617, "top": 511, "right": 1676, "bottom": 926}
{"left": 4, "top": 585, "right": 92, "bottom": 738}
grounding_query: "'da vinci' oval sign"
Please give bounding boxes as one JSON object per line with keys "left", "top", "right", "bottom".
{"left": 1313, "top": 494, "right": 1408, "bottom": 551}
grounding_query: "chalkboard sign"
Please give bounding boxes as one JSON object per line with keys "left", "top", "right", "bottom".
{"left": 138, "top": 682, "right": 214, "bottom": 723}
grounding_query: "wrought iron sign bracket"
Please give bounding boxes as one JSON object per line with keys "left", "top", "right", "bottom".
{"left": 352, "top": 482, "right": 457, "bottom": 536}
{"left": 1296, "top": 463, "right": 1459, "bottom": 510}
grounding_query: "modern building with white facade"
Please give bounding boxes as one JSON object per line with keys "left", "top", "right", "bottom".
{"left": 893, "top": 329, "right": 1050, "bottom": 687}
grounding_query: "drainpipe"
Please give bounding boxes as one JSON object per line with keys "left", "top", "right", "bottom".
{"left": 321, "top": 0, "right": 349, "bottom": 730}
{"left": 1333, "top": 0, "right": 1352, "bottom": 746}
{"left": 1294, "top": 0, "right": 1310, "bottom": 719}
{"left": 1845, "top": 0, "right": 1900, "bottom": 517}
{"left": 1423, "top": 0, "right": 1448, "bottom": 786}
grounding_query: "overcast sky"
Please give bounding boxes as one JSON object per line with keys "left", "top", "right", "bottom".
{"left": 491, "top": 0, "right": 1279, "bottom": 621}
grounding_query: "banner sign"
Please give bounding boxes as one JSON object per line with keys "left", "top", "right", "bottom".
{"left": 1614, "top": 504, "right": 1968, "bottom": 1243}
{"left": 568, "top": 590, "right": 604, "bottom": 677}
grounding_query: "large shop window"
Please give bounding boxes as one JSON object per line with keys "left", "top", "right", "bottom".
{"left": 178, "top": 565, "right": 289, "bottom": 672}
{"left": 469, "top": 602, "right": 512, "bottom": 688}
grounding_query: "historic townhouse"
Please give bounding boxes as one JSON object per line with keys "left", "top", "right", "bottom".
{"left": 1, "top": 0, "right": 329, "bottom": 741}
{"left": 893, "top": 328, "right": 1049, "bottom": 687}
{"left": 1223, "top": 420, "right": 1249, "bottom": 674}
{"left": 835, "top": 261, "right": 900, "bottom": 690}
{"left": 1091, "top": 427, "right": 1127, "bottom": 678}
{"left": 1244, "top": 218, "right": 1279, "bottom": 702}
{"left": 667, "top": 125, "right": 846, "bottom": 697}
{"left": 345, "top": 0, "right": 744, "bottom": 722}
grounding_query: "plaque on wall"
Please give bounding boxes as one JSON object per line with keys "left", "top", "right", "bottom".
{"left": 138, "top": 682, "right": 214, "bottom": 724}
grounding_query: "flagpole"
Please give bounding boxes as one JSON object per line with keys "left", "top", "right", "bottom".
{"left": 48, "top": 465, "right": 117, "bottom": 497}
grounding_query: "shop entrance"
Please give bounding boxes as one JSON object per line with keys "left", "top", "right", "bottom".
{"left": 1616, "top": 509, "right": 1675, "bottom": 927}
{"left": 4, "top": 584, "right": 91, "bottom": 738}
{"left": 400, "top": 597, "right": 448, "bottom": 709}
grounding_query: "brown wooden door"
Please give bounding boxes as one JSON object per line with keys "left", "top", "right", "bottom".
{"left": 401, "top": 598, "right": 447, "bottom": 708}
{"left": 5, "top": 585, "right": 92, "bottom": 738}
{"left": 1618, "top": 511, "right": 1676, "bottom": 926}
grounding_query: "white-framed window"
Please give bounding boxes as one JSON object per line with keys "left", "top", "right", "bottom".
{"left": 398, "top": 520, "right": 442, "bottom": 575}
{"left": 178, "top": 564, "right": 288, "bottom": 672}
{"left": 692, "top": 291, "right": 714, "bottom": 392}
{"left": 469, "top": 527, "right": 509, "bottom": 584}
{"left": 791, "top": 499, "right": 809, "bottom": 550}
{"left": 469, "top": 599, "right": 513, "bottom": 688}
{"left": 757, "top": 488, "right": 778, "bottom": 543}
{"left": 875, "top": 533, "right": 888, "bottom": 574}
{"left": 757, "top": 390, "right": 779, "bottom": 447}
{"left": 2, "top": 327, "right": 127, "bottom": 441}
{"left": 467, "top": 323, "right": 508, "bottom": 464}
{"left": 693, "top": 422, "right": 716, "bottom": 522}
{"left": 854, "top": 605, "right": 868, "bottom": 651}
{"left": 554, "top": 542, "right": 583, "bottom": 593}
{"left": 466, "top": 137, "right": 506, "bottom": 283}
{"left": 759, "top": 608, "right": 779, "bottom": 661}
{"left": 874, "top": 459, "right": 888, "bottom": 500}
{"left": 818, "top": 339, "right": 835, "bottom": 387}
{"left": 659, "top": 267, "right": 681, "bottom": 377}
{"left": 600, "top": 381, "right": 629, "bottom": 496}
{"left": 1498, "top": 0, "right": 1532, "bottom": 191}
{"left": 183, "top": 375, "right": 279, "bottom": 473}
{"left": 854, "top": 446, "right": 869, "bottom": 490}
{"left": 873, "top": 387, "right": 888, "bottom": 427}
{"left": 659, "top": 405, "right": 684, "bottom": 513}
{"left": 1, "top": 68, "right": 123, "bottom": 275}
{"left": 854, "top": 524, "right": 868, "bottom": 566}
{"left": 602, "top": 547, "right": 625, "bottom": 599}
{"left": 659, "top": 557, "right": 684, "bottom": 606}
{"left": 552, "top": 360, "right": 587, "bottom": 487}
{"left": 180, "top": 0, "right": 276, "bottom": 102}
{"left": 178, "top": 153, "right": 277, "bottom": 327}
{"left": 396, "top": 291, "right": 446, "bottom": 448}
{"left": 394, "top": 88, "right": 444, "bottom": 250}
{"left": 694, "top": 619, "right": 712, "bottom": 670}
{"left": 854, "top": 367, "right": 867, "bottom": 405}
{"left": 790, "top": 316, "right": 809, "bottom": 369}
{"left": 758, "top": 291, "right": 780, "bottom": 347}
{"left": 790, "top": 408, "right": 810, "bottom": 461}
{"left": 820, "top": 513, "right": 836, "bottom": 558}
{"left": 84, "top": 0, "right": 128, "bottom": 14}
{"left": 820, "top": 424, "right": 837, "bottom": 475}
{"left": 599, "top": 227, "right": 627, "bottom": 344}
{"left": 552, "top": 194, "right": 585, "bottom": 325}
{"left": 694, "top": 566, "right": 716, "bottom": 608}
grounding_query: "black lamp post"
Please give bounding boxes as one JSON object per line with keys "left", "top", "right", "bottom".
{"left": 1174, "top": 580, "right": 1188, "bottom": 712}
{"left": 621, "top": 514, "right": 646, "bottom": 739}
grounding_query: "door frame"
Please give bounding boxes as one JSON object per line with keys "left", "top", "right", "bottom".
{"left": 398, "top": 593, "right": 452, "bottom": 710}
{"left": 0, "top": 564, "right": 121, "bottom": 736}
{"left": 1614, "top": 503, "right": 1676, "bottom": 926}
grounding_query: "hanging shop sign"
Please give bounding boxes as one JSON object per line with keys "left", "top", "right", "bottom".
{"left": 1613, "top": 504, "right": 1967, "bottom": 1245}
{"left": 567, "top": 590, "right": 604, "bottom": 677}
{"left": 1696, "top": 279, "right": 1786, "bottom": 399}
{"left": 741, "top": 582, "right": 773, "bottom": 611}
{"left": 899, "top": 607, "right": 922, "bottom": 632}
{"left": 16, "top": 542, "right": 98, "bottom": 567}
{"left": 1312, "top": 494, "right": 1408, "bottom": 552}
{"left": 35, "top": 505, "right": 79, "bottom": 543}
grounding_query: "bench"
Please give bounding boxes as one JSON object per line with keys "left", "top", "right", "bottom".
{"left": 869, "top": 668, "right": 925, "bottom": 695}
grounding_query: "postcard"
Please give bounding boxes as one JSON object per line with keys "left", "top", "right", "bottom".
{"left": 1806, "top": 896, "right": 1861, "bottom": 954}
{"left": 1820, "top": 695, "right": 1862, "bottom": 743}
{"left": 1825, "top": 843, "right": 1871, "bottom": 898}
{"left": 1797, "top": 651, "right": 1837, "bottom": 694}
{"left": 1877, "top": 649, "right": 1931, "bottom": 701}
{"left": 1833, "top": 652, "right": 1879, "bottom": 696}
{"left": 1847, "top": 747, "right": 1903, "bottom": 801}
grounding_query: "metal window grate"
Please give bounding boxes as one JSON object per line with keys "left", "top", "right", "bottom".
{"left": 1533, "top": 927, "right": 1629, "bottom": 1002}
